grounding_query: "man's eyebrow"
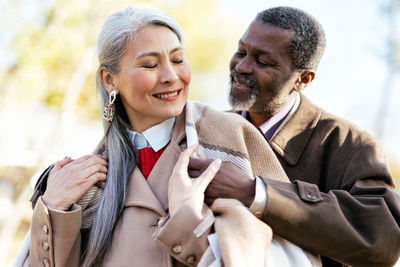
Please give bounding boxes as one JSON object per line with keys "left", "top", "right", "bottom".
{"left": 239, "top": 40, "right": 273, "bottom": 57}
{"left": 136, "top": 46, "right": 183, "bottom": 59}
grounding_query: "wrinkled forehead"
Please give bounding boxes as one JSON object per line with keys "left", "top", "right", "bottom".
{"left": 239, "top": 20, "right": 294, "bottom": 59}
{"left": 125, "top": 24, "right": 182, "bottom": 56}
{"left": 242, "top": 20, "right": 294, "bottom": 46}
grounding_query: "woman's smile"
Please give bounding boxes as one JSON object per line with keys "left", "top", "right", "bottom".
{"left": 153, "top": 89, "right": 182, "bottom": 100}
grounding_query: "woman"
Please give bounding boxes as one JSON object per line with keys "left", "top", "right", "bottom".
{"left": 24, "top": 6, "right": 319, "bottom": 267}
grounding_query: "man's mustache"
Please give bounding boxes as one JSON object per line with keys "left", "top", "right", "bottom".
{"left": 230, "top": 70, "right": 255, "bottom": 88}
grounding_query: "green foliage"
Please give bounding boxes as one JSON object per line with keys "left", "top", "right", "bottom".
{"left": 4, "top": 0, "right": 244, "bottom": 117}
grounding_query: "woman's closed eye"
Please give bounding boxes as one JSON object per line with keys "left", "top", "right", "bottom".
{"left": 171, "top": 52, "right": 184, "bottom": 64}
{"left": 172, "top": 58, "right": 183, "bottom": 64}
{"left": 142, "top": 62, "right": 158, "bottom": 69}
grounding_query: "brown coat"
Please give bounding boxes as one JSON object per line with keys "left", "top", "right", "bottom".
{"left": 259, "top": 95, "right": 400, "bottom": 267}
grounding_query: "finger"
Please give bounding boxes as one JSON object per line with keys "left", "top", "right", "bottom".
{"left": 188, "top": 157, "right": 213, "bottom": 170}
{"left": 53, "top": 157, "right": 72, "bottom": 172}
{"left": 75, "top": 155, "right": 108, "bottom": 171}
{"left": 87, "top": 155, "right": 108, "bottom": 168}
{"left": 211, "top": 198, "right": 243, "bottom": 214}
{"left": 196, "top": 159, "right": 221, "bottom": 192}
{"left": 80, "top": 164, "right": 108, "bottom": 179}
{"left": 59, "top": 157, "right": 72, "bottom": 167}
{"left": 87, "top": 172, "right": 107, "bottom": 187}
{"left": 174, "top": 144, "right": 198, "bottom": 175}
{"left": 75, "top": 154, "right": 92, "bottom": 161}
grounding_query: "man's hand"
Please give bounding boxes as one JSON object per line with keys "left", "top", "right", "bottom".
{"left": 188, "top": 158, "right": 256, "bottom": 207}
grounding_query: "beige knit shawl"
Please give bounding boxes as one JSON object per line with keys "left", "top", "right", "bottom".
{"left": 79, "top": 101, "right": 290, "bottom": 229}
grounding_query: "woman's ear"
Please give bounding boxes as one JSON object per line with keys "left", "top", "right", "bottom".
{"left": 99, "top": 66, "right": 119, "bottom": 94}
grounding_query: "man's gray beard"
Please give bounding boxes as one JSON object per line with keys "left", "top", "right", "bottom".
{"left": 228, "top": 82, "right": 259, "bottom": 111}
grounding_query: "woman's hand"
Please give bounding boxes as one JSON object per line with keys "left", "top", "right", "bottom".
{"left": 42, "top": 155, "right": 108, "bottom": 211}
{"left": 168, "top": 145, "right": 221, "bottom": 217}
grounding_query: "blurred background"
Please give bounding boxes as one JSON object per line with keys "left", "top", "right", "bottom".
{"left": 1, "top": 0, "right": 399, "bottom": 265}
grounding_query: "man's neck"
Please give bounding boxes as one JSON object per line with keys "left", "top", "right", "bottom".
{"left": 247, "top": 95, "right": 298, "bottom": 127}
{"left": 247, "top": 112, "right": 272, "bottom": 127}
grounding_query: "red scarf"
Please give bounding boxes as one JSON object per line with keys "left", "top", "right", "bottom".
{"left": 137, "top": 144, "right": 168, "bottom": 179}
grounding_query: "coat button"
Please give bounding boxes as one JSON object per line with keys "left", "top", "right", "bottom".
{"left": 306, "top": 194, "right": 316, "bottom": 200}
{"left": 42, "top": 241, "right": 49, "bottom": 251}
{"left": 43, "top": 225, "right": 49, "bottom": 234}
{"left": 172, "top": 245, "right": 183, "bottom": 254}
{"left": 186, "top": 255, "right": 196, "bottom": 264}
{"left": 254, "top": 211, "right": 262, "bottom": 218}
{"left": 43, "top": 258, "right": 50, "bottom": 267}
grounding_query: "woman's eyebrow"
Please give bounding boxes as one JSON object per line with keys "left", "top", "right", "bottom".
{"left": 136, "top": 46, "right": 183, "bottom": 59}
{"left": 170, "top": 46, "right": 183, "bottom": 54}
{"left": 136, "top": 51, "right": 159, "bottom": 59}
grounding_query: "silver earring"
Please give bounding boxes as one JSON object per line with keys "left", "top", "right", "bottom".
{"left": 103, "top": 90, "right": 117, "bottom": 122}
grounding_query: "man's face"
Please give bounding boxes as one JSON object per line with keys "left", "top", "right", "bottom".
{"left": 229, "top": 20, "right": 299, "bottom": 115}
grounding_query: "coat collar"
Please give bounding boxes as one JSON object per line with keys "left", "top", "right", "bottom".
{"left": 126, "top": 117, "right": 176, "bottom": 152}
{"left": 269, "top": 95, "right": 321, "bottom": 166}
{"left": 123, "top": 107, "right": 187, "bottom": 216}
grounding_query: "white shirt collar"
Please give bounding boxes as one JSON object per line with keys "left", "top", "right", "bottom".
{"left": 126, "top": 117, "right": 176, "bottom": 152}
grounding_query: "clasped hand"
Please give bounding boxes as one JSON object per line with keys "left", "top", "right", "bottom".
{"left": 42, "top": 155, "right": 108, "bottom": 211}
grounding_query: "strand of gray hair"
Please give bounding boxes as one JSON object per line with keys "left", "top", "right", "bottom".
{"left": 78, "top": 6, "right": 183, "bottom": 266}
{"left": 82, "top": 111, "right": 136, "bottom": 267}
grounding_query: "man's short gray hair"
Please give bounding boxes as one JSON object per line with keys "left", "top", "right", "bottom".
{"left": 256, "top": 6, "right": 326, "bottom": 70}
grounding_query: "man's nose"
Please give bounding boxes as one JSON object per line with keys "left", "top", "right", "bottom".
{"left": 160, "top": 62, "right": 179, "bottom": 84}
{"left": 235, "top": 57, "right": 253, "bottom": 74}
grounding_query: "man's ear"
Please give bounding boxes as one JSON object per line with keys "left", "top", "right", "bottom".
{"left": 99, "top": 66, "right": 119, "bottom": 94}
{"left": 294, "top": 70, "right": 315, "bottom": 92}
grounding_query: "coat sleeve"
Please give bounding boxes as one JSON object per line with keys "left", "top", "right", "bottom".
{"left": 260, "top": 143, "right": 400, "bottom": 267}
{"left": 29, "top": 197, "right": 82, "bottom": 267}
{"left": 153, "top": 202, "right": 213, "bottom": 267}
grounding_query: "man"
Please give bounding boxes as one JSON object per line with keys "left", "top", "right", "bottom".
{"left": 190, "top": 6, "right": 400, "bottom": 267}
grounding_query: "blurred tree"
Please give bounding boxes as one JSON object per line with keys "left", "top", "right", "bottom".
{"left": 4, "top": 0, "right": 242, "bottom": 119}
{"left": 374, "top": 0, "right": 400, "bottom": 138}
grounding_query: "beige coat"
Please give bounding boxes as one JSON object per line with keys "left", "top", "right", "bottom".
{"left": 29, "top": 102, "right": 307, "bottom": 267}
{"left": 30, "top": 111, "right": 204, "bottom": 267}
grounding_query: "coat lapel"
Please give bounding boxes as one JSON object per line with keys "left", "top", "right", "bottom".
{"left": 270, "top": 95, "right": 321, "bottom": 166}
{"left": 124, "top": 168, "right": 166, "bottom": 217}
{"left": 146, "top": 109, "right": 186, "bottom": 211}
{"left": 124, "top": 109, "right": 186, "bottom": 215}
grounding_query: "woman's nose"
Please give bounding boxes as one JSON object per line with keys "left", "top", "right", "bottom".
{"left": 160, "top": 62, "right": 179, "bottom": 84}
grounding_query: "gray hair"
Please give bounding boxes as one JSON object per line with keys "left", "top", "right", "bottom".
{"left": 256, "top": 6, "right": 325, "bottom": 70}
{"left": 83, "top": 6, "right": 183, "bottom": 266}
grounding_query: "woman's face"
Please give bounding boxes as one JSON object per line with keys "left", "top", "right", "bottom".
{"left": 114, "top": 24, "right": 191, "bottom": 132}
